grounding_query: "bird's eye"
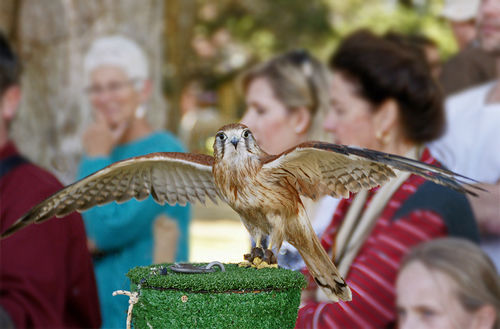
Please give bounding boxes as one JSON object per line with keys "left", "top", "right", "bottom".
{"left": 242, "top": 130, "right": 250, "bottom": 139}
{"left": 216, "top": 132, "right": 227, "bottom": 141}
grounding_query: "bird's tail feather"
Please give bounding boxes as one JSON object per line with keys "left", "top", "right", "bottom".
{"left": 288, "top": 214, "right": 351, "bottom": 302}
{"left": 300, "top": 234, "right": 352, "bottom": 302}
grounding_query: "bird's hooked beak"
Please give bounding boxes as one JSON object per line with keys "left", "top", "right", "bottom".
{"left": 230, "top": 136, "right": 239, "bottom": 149}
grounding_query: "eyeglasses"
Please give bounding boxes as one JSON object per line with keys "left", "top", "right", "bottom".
{"left": 288, "top": 49, "right": 318, "bottom": 114}
{"left": 85, "top": 79, "right": 137, "bottom": 97}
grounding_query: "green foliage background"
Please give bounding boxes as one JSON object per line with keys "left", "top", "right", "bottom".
{"left": 167, "top": 0, "right": 457, "bottom": 125}
{"left": 192, "top": 0, "right": 455, "bottom": 66}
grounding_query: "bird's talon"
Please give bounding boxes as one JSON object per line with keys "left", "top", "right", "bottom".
{"left": 253, "top": 257, "right": 262, "bottom": 266}
{"left": 242, "top": 247, "right": 277, "bottom": 268}
{"left": 251, "top": 247, "right": 264, "bottom": 260}
{"left": 257, "top": 261, "right": 269, "bottom": 269}
{"left": 238, "top": 261, "right": 252, "bottom": 268}
{"left": 263, "top": 249, "right": 278, "bottom": 264}
{"left": 256, "top": 260, "right": 279, "bottom": 269}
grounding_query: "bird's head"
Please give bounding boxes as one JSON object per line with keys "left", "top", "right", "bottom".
{"left": 213, "top": 123, "right": 264, "bottom": 161}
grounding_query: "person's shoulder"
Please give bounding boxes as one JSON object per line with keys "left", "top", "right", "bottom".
{"left": 446, "top": 81, "right": 495, "bottom": 109}
{"left": 148, "top": 130, "right": 186, "bottom": 152}
{"left": 462, "top": 46, "right": 496, "bottom": 66}
{"left": 450, "top": 46, "right": 486, "bottom": 60}
{"left": 447, "top": 82, "right": 494, "bottom": 102}
{"left": 1, "top": 162, "right": 66, "bottom": 225}
{"left": 445, "top": 44, "right": 494, "bottom": 66}
{"left": 395, "top": 180, "right": 479, "bottom": 242}
{"left": 12, "top": 162, "right": 63, "bottom": 193}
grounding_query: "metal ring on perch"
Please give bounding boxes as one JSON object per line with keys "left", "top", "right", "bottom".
{"left": 169, "top": 261, "right": 226, "bottom": 274}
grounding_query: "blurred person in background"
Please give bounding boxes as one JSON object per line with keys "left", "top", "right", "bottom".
{"left": 179, "top": 80, "right": 226, "bottom": 154}
{"left": 396, "top": 238, "right": 499, "bottom": 329}
{"left": 240, "top": 50, "right": 339, "bottom": 270}
{"left": 429, "top": 0, "right": 500, "bottom": 271}
{"left": 79, "top": 35, "right": 191, "bottom": 329}
{"left": 0, "top": 33, "right": 101, "bottom": 329}
{"left": 439, "top": 0, "right": 496, "bottom": 95}
{"left": 296, "top": 30, "right": 479, "bottom": 329}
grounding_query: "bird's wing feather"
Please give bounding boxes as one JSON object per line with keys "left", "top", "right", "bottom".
{"left": 1, "top": 152, "right": 218, "bottom": 238}
{"left": 262, "top": 141, "right": 480, "bottom": 200}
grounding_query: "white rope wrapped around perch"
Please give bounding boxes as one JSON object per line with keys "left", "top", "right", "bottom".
{"left": 112, "top": 290, "right": 139, "bottom": 329}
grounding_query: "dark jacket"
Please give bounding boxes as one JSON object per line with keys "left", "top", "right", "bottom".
{"left": 0, "top": 141, "right": 101, "bottom": 329}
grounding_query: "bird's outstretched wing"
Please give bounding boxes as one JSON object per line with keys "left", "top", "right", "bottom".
{"left": 1, "top": 152, "right": 218, "bottom": 239}
{"left": 262, "top": 141, "right": 480, "bottom": 200}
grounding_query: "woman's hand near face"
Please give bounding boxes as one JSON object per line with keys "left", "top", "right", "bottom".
{"left": 87, "top": 238, "right": 98, "bottom": 253}
{"left": 82, "top": 111, "right": 128, "bottom": 156}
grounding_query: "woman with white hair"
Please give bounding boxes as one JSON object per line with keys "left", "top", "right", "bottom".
{"left": 77, "top": 35, "right": 191, "bottom": 329}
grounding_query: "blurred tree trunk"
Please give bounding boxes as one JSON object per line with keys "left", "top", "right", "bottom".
{"left": 0, "top": 0, "right": 21, "bottom": 47}
{"left": 3, "top": 0, "right": 166, "bottom": 184}
{"left": 164, "top": 0, "right": 197, "bottom": 134}
{"left": 398, "top": 0, "right": 412, "bottom": 8}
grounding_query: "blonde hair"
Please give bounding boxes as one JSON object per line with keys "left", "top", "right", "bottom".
{"left": 240, "top": 50, "right": 332, "bottom": 142}
{"left": 401, "top": 238, "right": 500, "bottom": 329}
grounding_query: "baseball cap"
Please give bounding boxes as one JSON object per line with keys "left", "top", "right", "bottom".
{"left": 441, "top": 0, "right": 480, "bottom": 22}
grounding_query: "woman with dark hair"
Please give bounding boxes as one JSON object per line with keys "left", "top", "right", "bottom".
{"left": 296, "top": 30, "right": 479, "bottom": 329}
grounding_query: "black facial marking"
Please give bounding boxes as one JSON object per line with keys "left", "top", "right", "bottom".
{"left": 245, "top": 134, "right": 251, "bottom": 151}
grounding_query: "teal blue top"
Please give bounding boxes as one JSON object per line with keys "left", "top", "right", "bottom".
{"left": 77, "top": 131, "right": 191, "bottom": 329}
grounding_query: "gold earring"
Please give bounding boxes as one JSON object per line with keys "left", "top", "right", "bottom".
{"left": 376, "top": 131, "right": 391, "bottom": 145}
{"left": 382, "top": 134, "right": 391, "bottom": 145}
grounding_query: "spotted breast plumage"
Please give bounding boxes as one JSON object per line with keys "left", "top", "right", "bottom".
{"left": 1, "top": 123, "right": 480, "bottom": 302}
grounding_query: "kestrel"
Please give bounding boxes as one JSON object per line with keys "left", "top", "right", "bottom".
{"left": 1, "top": 123, "right": 478, "bottom": 302}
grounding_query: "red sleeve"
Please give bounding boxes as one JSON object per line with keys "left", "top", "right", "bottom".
{"left": 295, "top": 210, "right": 447, "bottom": 329}
{"left": 63, "top": 211, "right": 102, "bottom": 328}
{"left": 0, "top": 164, "right": 101, "bottom": 329}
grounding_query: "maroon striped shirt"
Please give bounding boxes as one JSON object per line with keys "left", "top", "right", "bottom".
{"left": 296, "top": 149, "right": 447, "bottom": 329}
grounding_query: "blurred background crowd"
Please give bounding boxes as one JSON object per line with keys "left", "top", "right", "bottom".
{"left": 0, "top": 0, "right": 499, "bottom": 328}
{"left": 0, "top": 0, "right": 489, "bottom": 182}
